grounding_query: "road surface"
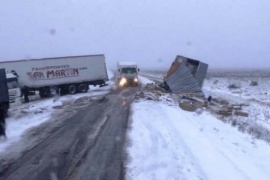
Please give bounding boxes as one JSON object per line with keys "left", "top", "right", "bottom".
{"left": 0, "top": 86, "right": 139, "bottom": 180}
{"left": 139, "top": 72, "right": 163, "bottom": 83}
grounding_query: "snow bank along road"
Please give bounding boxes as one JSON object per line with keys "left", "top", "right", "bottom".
{"left": 0, "top": 86, "right": 139, "bottom": 180}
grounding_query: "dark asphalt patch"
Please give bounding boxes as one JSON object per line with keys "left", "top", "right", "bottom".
{"left": 0, "top": 86, "right": 140, "bottom": 180}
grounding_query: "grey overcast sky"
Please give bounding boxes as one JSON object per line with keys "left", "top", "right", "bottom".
{"left": 0, "top": 0, "right": 270, "bottom": 70}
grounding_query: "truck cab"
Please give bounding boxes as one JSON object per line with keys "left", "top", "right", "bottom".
{"left": 6, "top": 72, "right": 22, "bottom": 107}
{"left": 117, "top": 62, "right": 140, "bottom": 87}
{"left": 0, "top": 69, "right": 10, "bottom": 116}
{"left": 0, "top": 69, "right": 22, "bottom": 116}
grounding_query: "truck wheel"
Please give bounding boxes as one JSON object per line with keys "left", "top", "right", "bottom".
{"left": 68, "top": 84, "right": 77, "bottom": 94}
{"left": 39, "top": 90, "right": 44, "bottom": 98}
{"left": 60, "top": 87, "right": 67, "bottom": 96}
{"left": 39, "top": 88, "right": 49, "bottom": 98}
{"left": 78, "top": 84, "right": 88, "bottom": 93}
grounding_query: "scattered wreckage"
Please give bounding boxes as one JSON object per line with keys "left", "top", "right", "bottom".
{"left": 137, "top": 55, "right": 249, "bottom": 117}
{"left": 163, "top": 55, "right": 208, "bottom": 94}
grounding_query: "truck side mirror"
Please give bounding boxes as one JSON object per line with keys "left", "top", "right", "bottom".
{"left": 118, "top": 69, "right": 120, "bottom": 72}
{"left": 138, "top": 68, "right": 140, "bottom": 72}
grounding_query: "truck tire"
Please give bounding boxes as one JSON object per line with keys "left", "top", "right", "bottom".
{"left": 68, "top": 84, "right": 77, "bottom": 94}
{"left": 39, "top": 90, "right": 44, "bottom": 98}
{"left": 39, "top": 88, "right": 49, "bottom": 98}
{"left": 78, "top": 84, "right": 88, "bottom": 93}
{"left": 59, "top": 86, "right": 68, "bottom": 96}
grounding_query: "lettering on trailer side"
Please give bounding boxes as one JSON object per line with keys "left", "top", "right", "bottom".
{"left": 27, "top": 65, "right": 83, "bottom": 80}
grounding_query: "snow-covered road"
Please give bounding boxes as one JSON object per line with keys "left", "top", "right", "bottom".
{"left": 0, "top": 70, "right": 114, "bottom": 154}
{"left": 126, "top": 96, "right": 270, "bottom": 180}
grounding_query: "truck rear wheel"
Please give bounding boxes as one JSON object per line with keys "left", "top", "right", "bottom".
{"left": 60, "top": 87, "right": 67, "bottom": 96}
{"left": 39, "top": 88, "right": 49, "bottom": 98}
{"left": 68, "top": 84, "right": 77, "bottom": 94}
{"left": 78, "top": 84, "right": 88, "bottom": 93}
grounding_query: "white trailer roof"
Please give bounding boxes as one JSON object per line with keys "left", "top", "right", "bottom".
{"left": 0, "top": 54, "right": 105, "bottom": 64}
{"left": 6, "top": 73, "right": 17, "bottom": 79}
{"left": 118, "top": 62, "right": 137, "bottom": 66}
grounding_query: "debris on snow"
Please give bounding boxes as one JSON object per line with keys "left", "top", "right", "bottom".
{"left": 179, "top": 101, "right": 205, "bottom": 112}
{"left": 135, "top": 83, "right": 167, "bottom": 101}
{"left": 234, "top": 111, "right": 249, "bottom": 117}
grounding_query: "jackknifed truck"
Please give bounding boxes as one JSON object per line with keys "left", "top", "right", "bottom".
{"left": 0, "top": 54, "right": 109, "bottom": 98}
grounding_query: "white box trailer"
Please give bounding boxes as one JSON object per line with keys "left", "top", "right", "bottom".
{"left": 0, "top": 54, "right": 108, "bottom": 97}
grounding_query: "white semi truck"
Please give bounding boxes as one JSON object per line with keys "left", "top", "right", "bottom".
{"left": 117, "top": 62, "right": 139, "bottom": 86}
{"left": 6, "top": 72, "right": 22, "bottom": 106}
{"left": 0, "top": 55, "right": 108, "bottom": 98}
{"left": 0, "top": 69, "right": 21, "bottom": 115}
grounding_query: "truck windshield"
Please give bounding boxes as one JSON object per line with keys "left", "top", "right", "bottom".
{"left": 7, "top": 79, "right": 19, "bottom": 89}
{"left": 122, "top": 67, "right": 137, "bottom": 74}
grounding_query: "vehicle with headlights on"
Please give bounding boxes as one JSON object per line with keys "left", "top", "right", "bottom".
{"left": 117, "top": 62, "right": 140, "bottom": 87}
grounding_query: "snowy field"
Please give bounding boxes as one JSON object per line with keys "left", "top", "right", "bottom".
{"left": 0, "top": 70, "right": 114, "bottom": 154}
{"left": 205, "top": 69, "right": 270, "bottom": 104}
{"left": 139, "top": 71, "right": 164, "bottom": 83}
{"left": 126, "top": 70, "right": 270, "bottom": 180}
{"left": 139, "top": 75, "right": 155, "bottom": 86}
{"left": 204, "top": 70, "right": 270, "bottom": 141}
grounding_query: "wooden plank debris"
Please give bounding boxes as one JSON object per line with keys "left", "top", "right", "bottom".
{"left": 234, "top": 111, "right": 249, "bottom": 117}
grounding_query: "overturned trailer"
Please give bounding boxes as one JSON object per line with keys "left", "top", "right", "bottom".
{"left": 164, "top": 55, "right": 208, "bottom": 94}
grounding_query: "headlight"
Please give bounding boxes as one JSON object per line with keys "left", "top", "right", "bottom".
{"left": 134, "top": 78, "right": 138, "bottom": 82}
{"left": 119, "top": 78, "right": 127, "bottom": 86}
